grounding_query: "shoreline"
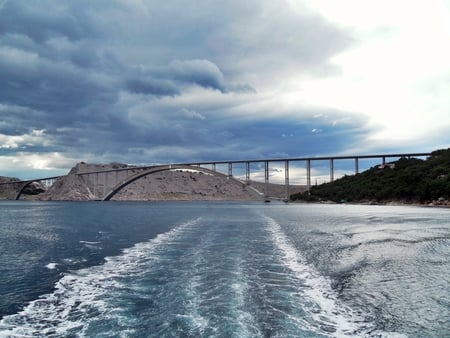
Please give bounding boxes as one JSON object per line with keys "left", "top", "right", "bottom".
{"left": 291, "top": 198, "right": 450, "bottom": 208}
{"left": 3, "top": 197, "right": 449, "bottom": 209}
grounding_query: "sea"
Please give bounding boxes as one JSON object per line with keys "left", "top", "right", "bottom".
{"left": 0, "top": 201, "right": 448, "bottom": 337}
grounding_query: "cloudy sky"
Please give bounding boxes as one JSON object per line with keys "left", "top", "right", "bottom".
{"left": 1, "top": 0, "right": 449, "bottom": 179}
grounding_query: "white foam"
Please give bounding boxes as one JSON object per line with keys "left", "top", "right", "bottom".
{"left": 45, "top": 262, "right": 58, "bottom": 270}
{"left": 0, "top": 217, "right": 201, "bottom": 337}
{"left": 370, "top": 331, "right": 408, "bottom": 338}
{"left": 177, "top": 252, "right": 209, "bottom": 336}
{"left": 264, "top": 215, "right": 371, "bottom": 337}
{"left": 79, "top": 240, "right": 101, "bottom": 245}
{"left": 230, "top": 262, "right": 261, "bottom": 337}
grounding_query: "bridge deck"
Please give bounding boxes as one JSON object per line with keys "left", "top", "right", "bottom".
{"left": 2, "top": 152, "right": 432, "bottom": 200}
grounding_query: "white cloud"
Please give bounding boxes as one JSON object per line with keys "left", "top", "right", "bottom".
{"left": 0, "top": 45, "right": 39, "bottom": 65}
{"left": 0, "top": 129, "right": 49, "bottom": 149}
{"left": 0, "top": 152, "right": 75, "bottom": 178}
{"left": 179, "top": 108, "right": 206, "bottom": 120}
{"left": 297, "top": 0, "right": 450, "bottom": 145}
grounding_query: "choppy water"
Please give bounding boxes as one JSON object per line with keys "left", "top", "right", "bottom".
{"left": 0, "top": 201, "right": 448, "bottom": 337}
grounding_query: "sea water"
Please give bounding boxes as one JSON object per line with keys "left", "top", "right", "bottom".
{"left": 0, "top": 201, "right": 448, "bottom": 337}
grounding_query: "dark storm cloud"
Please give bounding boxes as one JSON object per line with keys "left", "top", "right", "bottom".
{"left": 0, "top": 55, "right": 115, "bottom": 116}
{"left": 125, "top": 78, "right": 180, "bottom": 96}
{"left": 168, "top": 59, "right": 227, "bottom": 92}
{"left": 195, "top": 113, "right": 371, "bottom": 161}
{"left": 0, "top": 0, "right": 102, "bottom": 43}
{"left": 0, "top": 0, "right": 368, "bottom": 174}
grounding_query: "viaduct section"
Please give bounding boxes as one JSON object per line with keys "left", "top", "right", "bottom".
{"left": 0, "top": 152, "right": 431, "bottom": 201}
{"left": 182, "top": 152, "right": 431, "bottom": 200}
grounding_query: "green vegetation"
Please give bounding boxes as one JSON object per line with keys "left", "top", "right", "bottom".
{"left": 291, "top": 148, "right": 450, "bottom": 204}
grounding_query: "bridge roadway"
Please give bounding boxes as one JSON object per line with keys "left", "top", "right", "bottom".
{"left": 0, "top": 152, "right": 431, "bottom": 200}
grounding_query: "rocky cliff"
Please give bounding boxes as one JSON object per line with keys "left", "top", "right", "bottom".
{"left": 0, "top": 176, "right": 46, "bottom": 199}
{"left": 38, "top": 162, "right": 261, "bottom": 201}
{"left": 3, "top": 162, "right": 306, "bottom": 201}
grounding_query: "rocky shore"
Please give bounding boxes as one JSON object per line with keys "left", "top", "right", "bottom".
{"left": 292, "top": 198, "right": 450, "bottom": 208}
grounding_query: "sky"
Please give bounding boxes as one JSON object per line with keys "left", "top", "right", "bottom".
{"left": 1, "top": 0, "right": 449, "bottom": 180}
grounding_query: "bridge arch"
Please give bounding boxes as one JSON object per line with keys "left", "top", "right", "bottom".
{"left": 101, "top": 164, "right": 242, "bottom": 201}
{"left": 15, "top": 181, "right": 36, "bottom": 200}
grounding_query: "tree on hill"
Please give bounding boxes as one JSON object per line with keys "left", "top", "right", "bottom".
{"left": 290, "top": 148, "right": 450, "bottom": 203}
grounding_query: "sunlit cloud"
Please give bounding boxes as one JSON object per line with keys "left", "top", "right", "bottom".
{"left": 0, "top": 129, "right": 50, "bottom": 149}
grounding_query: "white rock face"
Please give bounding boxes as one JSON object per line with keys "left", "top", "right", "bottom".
{"left": 39, "top": 162, "right": 261, "bottom": 201}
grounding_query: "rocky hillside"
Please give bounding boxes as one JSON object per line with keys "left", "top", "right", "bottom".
{"left": 0, "top": 176, "right": 20, "bottom": 199}
{"left": 0, "top": 177, "right": 47, "bottom": 200}
{"left": 38, "top": 162, "right": 261, "bottom": 201}
{"left": 291, "top": 148, "right": 450, "bottom": 205}
{"left": 2, "top": 162, "right": 306, "bottom": 201}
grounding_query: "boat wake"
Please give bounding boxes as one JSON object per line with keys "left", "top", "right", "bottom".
{"left": 0, "top": 218, "right": 202, "bottom": 337}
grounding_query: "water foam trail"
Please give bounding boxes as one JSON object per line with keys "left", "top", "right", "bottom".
{"left": 173, "top": 220, "right": 261, "bottom": 337}
{"left": 263, "top": 215, "right": 371, "bottom": 337}
{"left": 0, "top": 217, "right": 201, "bottom": 337}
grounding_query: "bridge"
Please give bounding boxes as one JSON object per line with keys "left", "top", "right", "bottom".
{"left": 0, "top": 152, "right": 431, "bottom": 201}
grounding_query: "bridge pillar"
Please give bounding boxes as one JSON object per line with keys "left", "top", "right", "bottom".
{"left": 330, "top": 159, "right": 334, "bottom": 182}
{"left": 382, "top": 156, "right": 386, "bottom": 165}
{"left": 264, "top": 161, "right": 269, "bottom": 198}
{"left": 212, "top": 163, "right": 216, "bottom": 171}
{"left": 94, "top": 172, "right": 99, "bottom": 199}
{"left": 245, "top": 162, "right": 250, "bottom": 185}
{"left": 355, "top": 157, "right": 359, "bottom": 174}
{"left": 228, "top": 163, "right": 232, "bottom": 177}
{"left": 285, "top": 160, "right": 289, "bottom": 200}
{"left": 104, "top": 172, "right": 108, "bottom": 197}
{"left": 306, "top": 159, "right": 311, "bottom": 193}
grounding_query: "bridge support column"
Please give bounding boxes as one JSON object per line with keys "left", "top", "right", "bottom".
{"left": 306, "top": 159, "right": 311, "bottom": 193}
{"left": 228, "top": 163, "right": 232, "bottom": 177}
{"left": 42, "top": 178, "right": 53, "bottom": 188}
{"left": 264, "top": 161, "right": 269, "bottom": 198}
{"left": 104, "top": 172, "right": 108, "bottom": 197}
{"left": 212, "top": 163, "right": 216, "bottom": 171}
{"left": 245, "top": 162, "right": 250, "bottom": 185}
{"left": 355, "top": 157, "right": 359, "bottom": 174}
{"left": 285, "top": 160, "right": 289, "bottom": 200}
{"left": 382, "top": 156, "right": 386, "bottom": 165}
{"left": 330, "top": 159, "right": 334, "bottom": 182}
{"left": 95, "top": 173, "right": 99, "bottom": 199}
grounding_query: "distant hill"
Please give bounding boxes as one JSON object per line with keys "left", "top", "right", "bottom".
{"left": 38, "top": 162, "right": 259, "bottom": 201}
{"left": 291, "top": 148, "right": 450, "bottom": 205}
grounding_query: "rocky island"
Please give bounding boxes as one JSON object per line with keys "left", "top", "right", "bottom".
{"left": 1, "top": 162, "right": 306, "bottom": 201}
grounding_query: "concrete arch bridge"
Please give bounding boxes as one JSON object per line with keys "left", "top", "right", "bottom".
{"left": 100, "top": 164, "right": 252, "bottom": 201}
{"left": 0, "top": 152, "right": 431, "bottom": 201}
{"left": 0, "top": 164, "right": 256, "bottom": 201}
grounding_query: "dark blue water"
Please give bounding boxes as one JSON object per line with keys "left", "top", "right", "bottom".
{"left": 0, "top": 201, "right": 448, "bottom": 337}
